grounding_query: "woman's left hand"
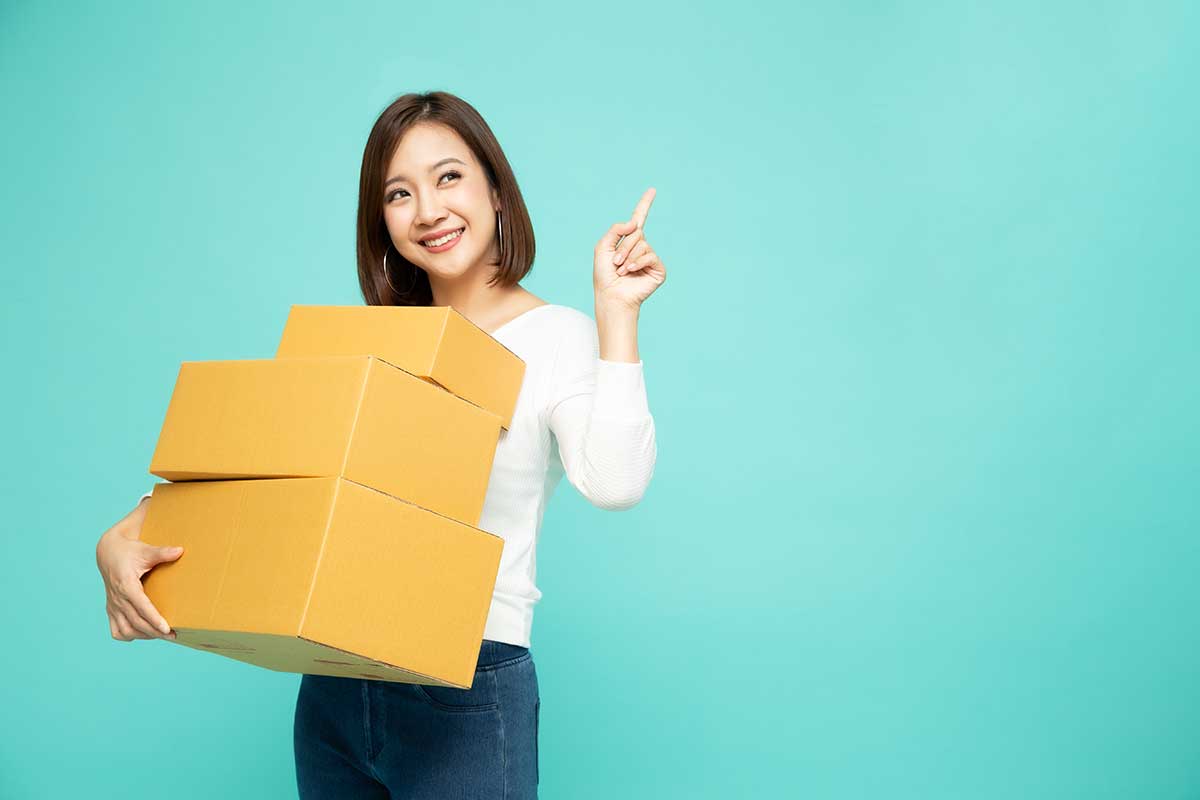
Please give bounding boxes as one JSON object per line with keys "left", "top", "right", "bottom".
{"left": 593, "top": 188, "right": 667, "bottom": 312}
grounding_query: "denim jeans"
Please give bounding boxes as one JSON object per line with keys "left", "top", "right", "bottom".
{"left": 294, "top": 640, "right": 540, "bottom": 799}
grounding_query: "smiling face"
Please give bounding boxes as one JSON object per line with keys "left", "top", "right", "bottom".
{"left": 381, "top": 122, "right": 501, "bottom": 283}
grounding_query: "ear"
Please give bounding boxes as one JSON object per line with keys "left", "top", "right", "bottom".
{"left": 491, "top": 186, "right": 501, "bottom": 213}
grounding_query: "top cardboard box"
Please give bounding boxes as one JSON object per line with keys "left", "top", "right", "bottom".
{"left": 276, "top": 305, "right": 525, "bottom": 429}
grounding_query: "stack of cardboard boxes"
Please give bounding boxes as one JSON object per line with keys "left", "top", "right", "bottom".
{"left": 138, "top": 305, "right": 525, "bottom": 689}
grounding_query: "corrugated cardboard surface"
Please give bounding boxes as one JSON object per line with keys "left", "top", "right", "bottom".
{"left": 149, "top": 355, "right": 501, "bottom": 526}
{"left": 274, "top": 304, "right": 525, "bottom": 429}
{"left": 140, "top": 476, "right": 505, "bottom": 688}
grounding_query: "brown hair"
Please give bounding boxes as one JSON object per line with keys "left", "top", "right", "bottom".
{"left": 355, "top": 91, "right": 536, "bottom": 306}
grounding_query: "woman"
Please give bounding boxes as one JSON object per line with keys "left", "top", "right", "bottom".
{"left": 95, "top": 90, "right": 665, "bottom": 798}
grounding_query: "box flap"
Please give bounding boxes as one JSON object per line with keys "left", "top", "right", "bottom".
{"left": 431, "top": 309, "right": 525, "bottom": 429}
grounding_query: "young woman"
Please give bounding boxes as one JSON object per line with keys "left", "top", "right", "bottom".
{"left": 95, "top": 90, "right": 665, "bottom": 798}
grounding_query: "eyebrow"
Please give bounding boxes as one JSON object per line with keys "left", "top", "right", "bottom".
{"left": 384, "top": 157, "right": 467, "bottom": 189}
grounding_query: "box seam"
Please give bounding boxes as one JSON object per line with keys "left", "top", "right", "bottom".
{"left": 342, "top": 476, "right": 504, "bottom": 543}
{"left": 207, "top": 483, "right": 251, "bottom": 628}
{"left": 298, "top": 478, "right": 341, "bottom": 638}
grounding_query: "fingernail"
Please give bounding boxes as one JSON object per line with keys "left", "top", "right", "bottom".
{"left": 612, "top": 254, "right": 622, "bottom": 265}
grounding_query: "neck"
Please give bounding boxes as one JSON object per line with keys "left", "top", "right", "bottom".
{"left": 427, "top": 256, "right": 519, "bottom": 327}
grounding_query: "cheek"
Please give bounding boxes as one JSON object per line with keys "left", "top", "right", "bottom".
{"left": 383, "top": 208, "right": 412, "bottom": 242}
{"left": 452, "top": 184, "right": 491, "bottom": 217}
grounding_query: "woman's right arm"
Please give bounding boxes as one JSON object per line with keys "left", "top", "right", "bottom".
{"left": 95, "top": 495, "right": 185, "bottom": 642}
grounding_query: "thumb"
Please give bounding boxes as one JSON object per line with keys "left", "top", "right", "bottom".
{"left": 143, "top": 542, "right": 184, "bottom": 567}
{"left": 599, "top": 218, "right": 638, "bottom": 251}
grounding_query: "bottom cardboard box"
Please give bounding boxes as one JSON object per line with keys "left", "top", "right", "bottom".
{"left": 139, "top": 476, "right": 503, "bottom": 688}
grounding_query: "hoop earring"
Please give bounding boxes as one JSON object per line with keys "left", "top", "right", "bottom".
{"left": 383, "top": 248, "right": 417, "bottom": 296}
{"left": 496, "top": 210, "right": 503, "bottom": 256}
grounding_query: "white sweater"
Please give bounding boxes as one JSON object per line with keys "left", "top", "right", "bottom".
{"left": 138, "top": 303, "right": 657, "bottom": 649}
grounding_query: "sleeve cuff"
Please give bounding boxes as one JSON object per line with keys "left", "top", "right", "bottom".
{"left": 593, "top": 359, "right": 650, "bottom": 418}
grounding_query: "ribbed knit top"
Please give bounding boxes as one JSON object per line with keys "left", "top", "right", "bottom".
{"left": 474, "top": 303, "right": 657, "bottom": 646}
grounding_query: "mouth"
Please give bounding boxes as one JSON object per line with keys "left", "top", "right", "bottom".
{"left": 418, "top": 227, "right": 465, "bottom": 252}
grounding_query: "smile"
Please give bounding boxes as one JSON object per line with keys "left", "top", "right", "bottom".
{"left": 419, "top": 228, "right": 465, "bottom": 251}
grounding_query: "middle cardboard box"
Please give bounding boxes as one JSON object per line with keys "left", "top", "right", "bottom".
{"left": 149, "top": 354, "right": 502, "bottom": 527}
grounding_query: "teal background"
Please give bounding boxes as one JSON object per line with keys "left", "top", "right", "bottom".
{"left": 3, "top": 1, "right": 1197, "bottom": 797}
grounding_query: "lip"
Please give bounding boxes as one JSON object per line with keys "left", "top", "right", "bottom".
{"left": 418, "top": 226, "right": 465, "bottom": 253}
{"left": 417, "top": 227, "right": 464, "bottom": 244}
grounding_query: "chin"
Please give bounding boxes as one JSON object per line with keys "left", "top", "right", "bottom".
{"left": 423, "top": 259, "right": 474, "bottom": 283}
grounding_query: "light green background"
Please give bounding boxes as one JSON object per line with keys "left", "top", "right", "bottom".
{"left": 3, "top": 1, "right": 1197, "bottom": 797}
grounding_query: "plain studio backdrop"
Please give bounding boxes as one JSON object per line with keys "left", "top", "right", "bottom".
{"left": 3, "top": 1, "right": 1197, "bottom": 798}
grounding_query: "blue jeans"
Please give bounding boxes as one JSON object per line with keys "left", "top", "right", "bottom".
{"left": 294, "top": 640, "right": 540, "bottom": 799}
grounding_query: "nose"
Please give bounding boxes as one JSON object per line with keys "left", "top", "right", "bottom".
{"left": 413, "top": 190, "right": 448, "bottom": 228}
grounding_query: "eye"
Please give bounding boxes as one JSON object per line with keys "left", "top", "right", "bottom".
{"left": 385, "top": 171, "right": 460, "bottom": 203}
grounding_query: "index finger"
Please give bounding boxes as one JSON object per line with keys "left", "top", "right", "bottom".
{"left": 630, "top": 187, "right": 656, "bottom": 230}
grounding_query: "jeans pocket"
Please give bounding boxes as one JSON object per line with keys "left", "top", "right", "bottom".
{"left": 414, "top": 670, "right": 499, "bottom": 713}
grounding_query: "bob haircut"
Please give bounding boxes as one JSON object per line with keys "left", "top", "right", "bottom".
{"left": 355, "top": 91, "right": 536, "bottom": 306}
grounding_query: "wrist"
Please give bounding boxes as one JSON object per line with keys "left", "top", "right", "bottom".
{"left": 595, "top": 301, "right": 639, "bottom": 323}
{"left": 117, "top": 504, "right": 148, "bottom": 540}
{"left": 115, "top": 523, "right": 140, "bottom": 542}
{"left": 595, "top": 303, "right": 640, "bottom": 362}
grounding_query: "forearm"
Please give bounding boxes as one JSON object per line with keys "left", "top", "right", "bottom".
{"left": 548, "top": 304, "right": 656, "bottom": 508}
{"left": 553, "top": 364, "right": 656, "bottom": 510}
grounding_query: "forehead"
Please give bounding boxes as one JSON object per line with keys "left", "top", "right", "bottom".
{"left": 386, "top": 123, "right": 475, "bottom": 173}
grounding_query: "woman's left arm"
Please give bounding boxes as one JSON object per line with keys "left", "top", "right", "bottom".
{"left": 543, "top": 188, "right": 666, "bottom": 511}
{"left": 592, "top": 187, "right": 667, "bottom": 361}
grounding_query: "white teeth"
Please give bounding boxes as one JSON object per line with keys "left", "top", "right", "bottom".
{"left": 421, "top": 228, "right": 463, "bottom": 247}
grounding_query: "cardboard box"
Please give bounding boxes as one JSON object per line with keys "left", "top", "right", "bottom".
{"left": 275, "top": 305, "right": 525, "bottom": 429}
{"left": 139, "top": 476, "right": 504, "bottom": 687}
{"left": 149, "top": 355, "right": 501, "bottom": 526}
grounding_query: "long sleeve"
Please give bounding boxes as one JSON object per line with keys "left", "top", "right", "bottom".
{"left": 546, "top": 316, "right": 657, "bottom": 510}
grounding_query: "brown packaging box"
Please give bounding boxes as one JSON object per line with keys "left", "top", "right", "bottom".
{"left": 275, "top": 304, "right": 525, "bottom": 429}
{"left": 140, "top": 476, "right": 503, "bottom": 688}
{"left": 149, "top": 354, "right": 501, "bottom": 527}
